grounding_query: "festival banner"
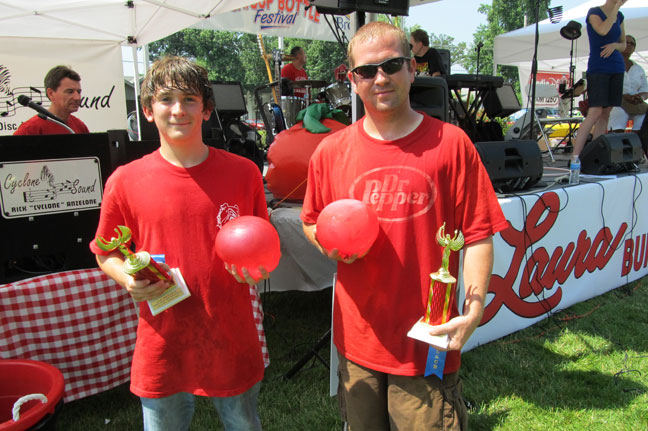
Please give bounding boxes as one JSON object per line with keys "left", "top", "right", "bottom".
{"left": 0, "top": 37, "right": 127, "bottom": 136}
{"left": 192, "top": 0, "right": 353, "bottom": 42}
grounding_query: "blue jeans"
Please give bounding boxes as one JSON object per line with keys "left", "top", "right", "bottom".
{"left": 140, "top": 382, "right": 262, "bottom": 431}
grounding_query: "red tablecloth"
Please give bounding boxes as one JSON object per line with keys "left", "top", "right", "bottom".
{"left": 0, "top": 268, "right": 269, "bottom": 402}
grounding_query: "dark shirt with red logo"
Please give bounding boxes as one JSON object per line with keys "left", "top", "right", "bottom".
{"left": 301, "top": 115, "right": 508, "bottom": 376}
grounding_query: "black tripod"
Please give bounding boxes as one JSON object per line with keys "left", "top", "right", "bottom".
{"left": 284, "top": 329, "right": 331, "bottom": 379}
{"left": 559, "top": 20, "right": 583, "bottom": 151}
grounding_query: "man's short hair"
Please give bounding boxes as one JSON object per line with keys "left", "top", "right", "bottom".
{"left": 347, "top": 22, "right": 410, "bottom": 69}
{"left": 410, "top": 29, "right": 430, "bottom": 47}
{"left": 44, "top": 65, "right": 81, "bottom": 94}
{"left": 140, "top": 56, "right": 214, "bottom": 112}
{"left": 290, "top": 46, "right": 303, "bottom": 57}
{"left": 627, "top": 34, "right": 636, "bottom": 45}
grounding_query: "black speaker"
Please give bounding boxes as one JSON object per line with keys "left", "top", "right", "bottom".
{"left": 580, "top": 132, "right": 642, "bottom": 175}
{"left": 483, "top": 83, "right": 521, "bottom": 118}
{"left": 410, "top": 76, "right": 448, "bottom": 122}
{"left": 437, "top": 48, "right": 451, "bottom": 76}
{"left": 0, "top": 133, "right": 115, "bottom": 283}
{"left": 474, "top": 140, "right": 543, "bottom": 191}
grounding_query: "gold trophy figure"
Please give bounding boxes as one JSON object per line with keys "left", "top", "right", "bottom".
{"left": 408, "top": 223, "right": 464, "bottom": 349}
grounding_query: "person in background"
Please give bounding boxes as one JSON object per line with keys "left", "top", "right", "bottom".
{"left": 608, "top": 34, "right": 648, "bottom": 133}
{"left": 301, "top": 22, "right": 508, "bottom": 430}
{"left": 14, "top": 65, "right": 89, "bottom": 135}
{"left": 281, "top": 46, "right": 309, "bottom": 98}
{"left": 91, "top": 56, "right": 268, "bottom": 431}
{"left": 571, "top": 0, "right": 627, "bottom": 158}
{"left": 409, "top": 29, "right": 445, "bottom": 77}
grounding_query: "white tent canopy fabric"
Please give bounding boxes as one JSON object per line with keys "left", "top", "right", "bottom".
{"left": 0, "top": 0, "right": 259, "bottom": 46}
{"left": 493, "top": 0, "right": 648, "bottom": 103}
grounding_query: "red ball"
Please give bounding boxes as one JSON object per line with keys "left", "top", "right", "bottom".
{"left": 215, "top": 216, "right": 281, "bottom": 279}
{"left": 316, "top": 199, "right": 379, "bottom": 259}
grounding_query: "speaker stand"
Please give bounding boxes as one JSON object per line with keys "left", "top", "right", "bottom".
{"left": 284, "top": 329, "right": 331, "bottom": 379}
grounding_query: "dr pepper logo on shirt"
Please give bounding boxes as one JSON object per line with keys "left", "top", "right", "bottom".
{"left": 349, "top": 166, "right": 436, "bottom": 222}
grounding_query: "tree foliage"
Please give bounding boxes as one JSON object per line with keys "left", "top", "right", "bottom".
{"left": 148, "top": 29, "right": 346, "bottom": 96}
{"left": 467, "top": 0, "right": 551, "bottom": 81}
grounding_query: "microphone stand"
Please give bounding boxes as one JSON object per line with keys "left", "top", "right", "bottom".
{"left": 566, "top": 37, "right": 576, "bottom": 149}
{"left": 475, "top": 42, "right": 484, "bottom": 79}
{"left": 527, "top": 0, "right": 540, "bottom": 142}
{"left": 37, "top": 113, "right": 75, "bottom": 134}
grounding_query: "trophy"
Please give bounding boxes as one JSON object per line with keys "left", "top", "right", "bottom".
{"left": 95, "top": 225, "right": 173, "bottom": 284}
{"left": 407, "top": 223, "right": 464, "bottom": 349}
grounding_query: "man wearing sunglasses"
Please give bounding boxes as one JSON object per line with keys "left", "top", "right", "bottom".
{"left": 301, "top": 21, "right": 507, "bottom": 431}
{"left": 410, "top": 29, "right": 445, "bottom": 77}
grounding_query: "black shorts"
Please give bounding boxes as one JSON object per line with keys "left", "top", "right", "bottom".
{"left": 586, "top": 72, "right": 624, "bottom": 107}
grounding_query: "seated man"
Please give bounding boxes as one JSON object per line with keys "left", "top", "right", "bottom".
{"left": 409, "top": 29, "right": 445, "bottom": 77}
{"left": 14, "top": 65, "right": 89, "bottom": 135}
{"left": 609, "top": 35, "right": 648, "bottom": 133}
{"left": 281, "top": 46, "right": 308, "bottom": 98}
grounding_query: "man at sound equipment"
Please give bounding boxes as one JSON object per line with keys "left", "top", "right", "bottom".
{"left": 571, "top": 0, "right": 628, "bottom": 159}
{"left": 281, "top": 46, "right": 309, "bottom": 98}
{"left": 608, "top": 35, "right": 648, "bottom": 133}
{"left": 409, "top": 29, "right": 445, "bottom": 77}
{"left": 90, "top": 57, "right": 267, "bottom": 430}
{"left": 301, "top": 22, "right": 507, "bottom": 431}
{"left": 14, "top": 65, "right": 89, "bottom": 135}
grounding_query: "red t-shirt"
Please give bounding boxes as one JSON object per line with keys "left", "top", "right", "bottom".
{"left": 90, "top": 147, "right": 267, "bottom": 398}
{"left": 301, "top": 115, "right": 508, "bottom": 376}
{"left": 14, "top": 114, "right": 90, "bottom": 135}
{"left": 281, "top": 63, "right": 308, "bottom": 98}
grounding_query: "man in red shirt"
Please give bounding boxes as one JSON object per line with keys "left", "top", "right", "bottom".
{"left": 281, "top": 46, "right": 308, "bottom": 98}
{"left": 14, "top": 65, "right": 89, "bottom": 135}
{"left": 301, "top": 22, "right": 508, "bottom": 430}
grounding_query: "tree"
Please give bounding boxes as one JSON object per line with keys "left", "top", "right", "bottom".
{"left": 465, "top": 0, "right": 551, "bottom": 85}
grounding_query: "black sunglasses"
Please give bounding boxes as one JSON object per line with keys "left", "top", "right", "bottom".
{"left": 351, "top": 57, "right": 411, "bottom": 79}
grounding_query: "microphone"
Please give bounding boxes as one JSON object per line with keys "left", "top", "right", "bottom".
{"left": 17, "top": 95, "right": 67, "bottom": 124}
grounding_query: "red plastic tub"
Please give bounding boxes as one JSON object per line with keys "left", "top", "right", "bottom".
{"left": 0, "top": 359, "right": 64, "bottom": 431}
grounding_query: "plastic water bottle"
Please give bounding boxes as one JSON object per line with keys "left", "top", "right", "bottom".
{"left": 569, "top": 156, "right": 580, "bottom": 185}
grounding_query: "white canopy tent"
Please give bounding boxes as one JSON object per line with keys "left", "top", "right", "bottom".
{"left": 0, "top": 0, "right": 260, "bottom": 46}
{"left": 0, "top": 0, "right": 260, "bottom": 136}
{"left": 493, "top": 0, "right": 648, "bottom": 104}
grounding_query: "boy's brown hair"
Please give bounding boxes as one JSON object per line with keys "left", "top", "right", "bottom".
{"left": 140, "top": 56, "right": 214, "bottom": 112}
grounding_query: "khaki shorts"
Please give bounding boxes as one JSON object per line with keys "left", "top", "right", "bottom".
{"left": 338, "top": 354, "right": 468, "bottom": 431}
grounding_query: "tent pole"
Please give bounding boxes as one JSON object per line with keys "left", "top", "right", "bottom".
{"left": 132, "top": 45, "right": 142, "bottom": 141}
{"left": 527, "top": 0, "right": 540, "bottom": 141}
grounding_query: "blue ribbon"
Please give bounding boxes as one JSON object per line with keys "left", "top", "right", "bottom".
{"left": 424, "top": 345, "right": 446, "bottom": 379}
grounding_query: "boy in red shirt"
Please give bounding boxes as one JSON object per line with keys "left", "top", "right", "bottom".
{"left": 91, "top": 57, "right": 268, "bottom": 430}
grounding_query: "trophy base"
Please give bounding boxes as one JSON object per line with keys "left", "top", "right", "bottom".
{"left": 407, "top": 318, "right": 449, "bottom": 349}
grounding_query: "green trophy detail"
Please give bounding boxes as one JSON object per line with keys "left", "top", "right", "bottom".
{"left": 96, "top": 225, "right": 172, "bottom": 282}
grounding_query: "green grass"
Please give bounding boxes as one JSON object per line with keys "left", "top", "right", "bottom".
{"left": 56, "top": 280, "right": 648, "bottom": 430}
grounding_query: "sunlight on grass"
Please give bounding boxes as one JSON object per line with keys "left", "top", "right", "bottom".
{"left": 55, "top": 280, "right": 648, "bottom": 430}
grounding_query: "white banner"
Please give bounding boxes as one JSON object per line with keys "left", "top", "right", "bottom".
{"left": 466, "top": 173, "right": 648, "bottom": 350}
{"left": 0, "top": 37, "right": 127, "bottom": 136}
{"left": 193, "top": 1, "right": 353, "bottom": 42}
{"left": 0, "top": 157, "right": 103, "bottom": 219}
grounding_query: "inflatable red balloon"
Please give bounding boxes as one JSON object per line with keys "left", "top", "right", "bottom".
{"left": 316, "top": 199, "right": 379, "bottom": 259}
{"left": 215, "top": 216, "right": 281, "bottom": 280}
